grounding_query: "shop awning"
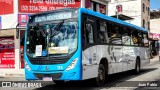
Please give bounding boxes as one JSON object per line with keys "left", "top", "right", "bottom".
{"left": 0, "top": 29, "right": 15, "bottom": 37}
{"left": 111, "top": 14, "right": 134, "bottom": 21}
{"left": 148, "top": 33, "right": 160, "bottom": 41}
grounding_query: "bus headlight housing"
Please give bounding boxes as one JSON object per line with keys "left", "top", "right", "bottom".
{"left": 66, "top": 58, "right": 78, "bottom": 71}
{"left": 25, "top": 61, "right": 31, "bottom": 71}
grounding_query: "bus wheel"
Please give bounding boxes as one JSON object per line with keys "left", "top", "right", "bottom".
{"left": 96, "top": 64, "right": 105, "bottom": 86}
{"left": 135, "top": 58, "right": 140, "bottom": 74}
{"left": 53, "top": 80, "right": 64, "bottom": 85}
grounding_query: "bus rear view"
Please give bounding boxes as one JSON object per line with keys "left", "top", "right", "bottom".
{"left": 24, "top": 9, "right": 82, "bottom": 82}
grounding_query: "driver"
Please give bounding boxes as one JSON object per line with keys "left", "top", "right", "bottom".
{"left": 50, "top": 25, "right": 63, "bottom": 47}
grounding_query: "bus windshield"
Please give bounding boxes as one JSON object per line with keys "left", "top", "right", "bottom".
{"left": 26, "top": 20, "right": 78, "bottom": 58}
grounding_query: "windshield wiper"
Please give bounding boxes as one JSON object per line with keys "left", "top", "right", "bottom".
{"left": 51, "top": 20, "right": 64, "bottom": 38}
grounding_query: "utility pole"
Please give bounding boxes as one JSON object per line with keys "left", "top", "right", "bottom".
{"left": 116, "top": 0, "right": 119, "bottom": 19}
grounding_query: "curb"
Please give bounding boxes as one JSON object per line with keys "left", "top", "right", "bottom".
{"left": 0, "top": 69, "right": 25, "bottom": 78}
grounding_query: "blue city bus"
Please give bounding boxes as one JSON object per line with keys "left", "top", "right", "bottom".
{"left": 24, "top": 8, "right": 150, "bottom": 86}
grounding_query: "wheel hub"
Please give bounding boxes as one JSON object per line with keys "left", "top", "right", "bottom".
{"left": 99, "top": 70, "right": 104, "bottom": 80}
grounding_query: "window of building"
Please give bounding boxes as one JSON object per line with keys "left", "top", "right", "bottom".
{"left": 93, "top": 2, "right": 97, "bottom": 12}
{"left": 99, "top": 4, "right": 106, "bottom": 14}
{"left": 143, "top": 3, "right": 145, "bottom": 13}
{"left": 143, "top": 19, "right": 145, "bottom": 28}
{"left": 148, "top": 7, "right": 150, "bottom": 15}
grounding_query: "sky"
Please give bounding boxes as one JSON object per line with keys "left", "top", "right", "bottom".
{"left": 150, "top": 0, "right": 160, "bottom": 10}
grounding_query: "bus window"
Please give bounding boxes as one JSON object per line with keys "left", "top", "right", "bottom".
{"left": 86, "top": 23, "right": 94, "bottom": 44}
{"left": 110, "top": 24, "right": 122, "bottom": 44}
{"left": 107, "top": 22, "right": 111, "bottom": 43}
{"left": 143, "top": 33, "right": 149, "bottom": 46}
{"left": 131, "top": 30, "right": 138, "bottom": 46}
{"left": 97, "top": 21, "right": 107, "bottom": 43}
{"left": 122, "top": 27, "right": 131, "bottom": 45}
{"left": 138, "top": 31, "right": 143, "bottom": 46}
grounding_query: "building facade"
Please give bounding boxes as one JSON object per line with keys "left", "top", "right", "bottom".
{"left": 0, "top": 0, "right": 110, "bottom": 72}
{"left": 108, "top": 0, "right": 150, "bottom": 30}
{"left": 150, "top": 10, "right": 160, "bottom": 34}
{"left": 149, "top": 10, "right": 160, "bottom": 56}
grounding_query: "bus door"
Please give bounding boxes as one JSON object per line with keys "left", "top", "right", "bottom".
{"left": 81, "top": 15, "right": 98, "bottom": 79}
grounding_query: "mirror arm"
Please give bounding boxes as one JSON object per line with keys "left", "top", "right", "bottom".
{"left": 16, "top": 23, "right": 20, "bottom": 39}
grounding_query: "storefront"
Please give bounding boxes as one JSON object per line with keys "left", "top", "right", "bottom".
{"left": 0, "top": 32, "right": 15, "bottom": 68}
{"left": 0, "top": 29, "right": 24, "bottom": 69}
{"left": 148, "top": 33, "right": 160, "bottom": 57}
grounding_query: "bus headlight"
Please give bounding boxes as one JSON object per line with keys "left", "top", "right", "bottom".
{"left": 66, "top": 58, "right": 78, "bottom": 71}
{"left": 25, "top": 61, "right": 31, "bottom": 71}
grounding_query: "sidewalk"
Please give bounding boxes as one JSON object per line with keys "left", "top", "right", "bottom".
{"left": 149, "top": 55, "right": 160, "bottom": 64}
{"left": 0, "top": 69, "right": 24, "bottom": 77}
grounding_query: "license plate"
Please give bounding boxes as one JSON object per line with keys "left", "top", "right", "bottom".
{"left": 43, "top": 77, "right": 52, "bottom": 81}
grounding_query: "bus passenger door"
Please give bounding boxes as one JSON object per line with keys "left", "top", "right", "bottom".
{"left": 81, "top": 16, "right": 98, "bottom": 79}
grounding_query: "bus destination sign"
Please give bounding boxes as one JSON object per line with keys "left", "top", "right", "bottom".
{"left": 34, "top": 12, "right": 72, "bottom": 23}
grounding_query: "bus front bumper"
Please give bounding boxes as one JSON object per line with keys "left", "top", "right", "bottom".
{"left": 25, "top": 67, "right": 81, "bottom": 81}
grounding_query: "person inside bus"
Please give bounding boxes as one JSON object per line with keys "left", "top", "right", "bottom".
{"left": 50, "top": 25, "right": 64, "bottom": 47}
{"left": 132, "top": 35, "right": 138, "bottom": 45}
{"left": 111, "top": 30, "right": 121, "bottom": 40}
{"left": 32, "top": 24, "right": 45, "bottom": 44}
{"left": 111, "top": 29, "right": 121, "bottom": 38}
{"left": 143, "top": 35, "right": 149, "bottom": 46}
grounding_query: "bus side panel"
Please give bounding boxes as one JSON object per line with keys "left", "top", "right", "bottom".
{"left": 82, "top": 45, "right": 117, "bottom": 80}
{"left": 123, "top": 46, "right": 138, "bottom": 71}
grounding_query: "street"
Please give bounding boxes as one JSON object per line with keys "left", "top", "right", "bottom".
{"left": 0, "top": 59, "right": 160, "bottom": 90}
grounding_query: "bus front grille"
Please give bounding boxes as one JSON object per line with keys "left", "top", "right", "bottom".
{"left": 30, "top": 60, "right": 68, "bottom": 65}
{"left": 28, "top": 57, "right": 69, "bottom": 65}
{"left": 34, "top": 73, "right": 63, "bottom": 80}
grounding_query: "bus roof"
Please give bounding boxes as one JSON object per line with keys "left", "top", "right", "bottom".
{"left": 79, "top": 8, "right": 148, "bottom": 32}
{"left": 29, "top": 8, "right": 147, "bottom": 32}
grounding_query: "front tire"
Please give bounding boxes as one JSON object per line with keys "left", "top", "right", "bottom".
{"left": 96, "top": 64, "right": 105, "bottom": 86}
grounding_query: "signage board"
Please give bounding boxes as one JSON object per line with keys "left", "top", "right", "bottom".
{"left": 18, "top": 14, "right": 30, "bottom": 27}
{"left": 0, "top": 37, "right": 15, "bottom": 68}
{"left": 0, "top": 0, "right": 13, "bottom": 15}
{"left": 18, "top": 0, "right": 81, "bottom": 13}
